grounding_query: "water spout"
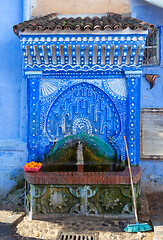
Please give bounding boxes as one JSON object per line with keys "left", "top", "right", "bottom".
{"left": 76, "top": 141, "right": 84, "bottom": 172}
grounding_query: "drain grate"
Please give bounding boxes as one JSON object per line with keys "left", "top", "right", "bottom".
{"left": 56, "top": 231, "right": 99, "bottom": 240}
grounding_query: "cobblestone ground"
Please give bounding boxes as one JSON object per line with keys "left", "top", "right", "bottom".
{"left": 12, "top": 216, "right": 154, "bottom": 240}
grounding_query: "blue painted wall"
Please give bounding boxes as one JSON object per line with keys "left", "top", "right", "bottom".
{"left": 131, "top": 0, "right": 163, "bottom": 192}
{"left": 0, "top": 1, "right": 23, "bottom": 139}
{"left": 0, "top": 0, "right": 162, "bottom": 196}
{"left": 131, "top": 0, "right": 163, "bottom": 108}
{"left": 0, "top": 0, "right": 27, "bottom": 197}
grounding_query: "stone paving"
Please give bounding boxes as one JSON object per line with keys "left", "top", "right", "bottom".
{"left": 12, "top": 216, "right": 154, "bottom": 240}
{"left": 0, "top": 209, "right": 23, "bottom": 240}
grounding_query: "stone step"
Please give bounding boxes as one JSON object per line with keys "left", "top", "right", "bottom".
{"left": 153, "top": 223, "right": 163, "bottom": 240}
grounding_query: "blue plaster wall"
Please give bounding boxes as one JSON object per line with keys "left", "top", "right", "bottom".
{"left": 0, "top": 0, "right": 163, "bottom": 196}
{"left": 0, "top": 1, "right": 22, "bottom": 139}
{"left": 131, "top": 0, "right": 163, "bottom": 192}
{"left": 0, "top": 0, "right": 27, "bottom": 197}
{"left": 131, "top": 0, "right": 163, "bottom": 107}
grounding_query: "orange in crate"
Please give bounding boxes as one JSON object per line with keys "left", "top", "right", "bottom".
{"left": 23, "top": 161, "right": 42, "bottom": 172}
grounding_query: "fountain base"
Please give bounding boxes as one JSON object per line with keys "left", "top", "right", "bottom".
{"left": 25, "top": 167, "right": 141, "bottom": 220}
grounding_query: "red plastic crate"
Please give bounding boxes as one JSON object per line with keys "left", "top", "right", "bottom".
{"left": 23, "top": 164, "right": 43, "bottom": 172}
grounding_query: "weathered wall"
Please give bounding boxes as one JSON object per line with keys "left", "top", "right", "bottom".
{"left": 131, "top": 0, "right": 163, "bottom": 193}
{"left": 0, "top": 0, "right": 27, "bottom": 197}
{"left": 31, "top": 0, "right": 131, "bottom": 17}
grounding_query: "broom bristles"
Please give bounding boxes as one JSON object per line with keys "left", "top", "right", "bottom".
{"left": 124, "top": 223, "right": 152, "bottom": 232}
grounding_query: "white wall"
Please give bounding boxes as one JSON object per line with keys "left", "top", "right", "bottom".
{"left": 31, "top": 0, "right": 131, "bottom": 17}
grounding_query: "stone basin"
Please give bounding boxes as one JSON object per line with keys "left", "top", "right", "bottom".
{"left": 24, "top": 166, "right": 141, "bottom": 219}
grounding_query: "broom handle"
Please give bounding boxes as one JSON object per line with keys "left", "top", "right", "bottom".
{"left": 124, "top": 136, "right": 139, "bottom": 223}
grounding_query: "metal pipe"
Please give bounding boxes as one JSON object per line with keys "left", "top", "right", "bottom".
{"left": 76, "top": 141, "right": 84, "bottom": 165}
{"left": 23, "top": 0, "right": 31, "bottom": 21}
{"left": 76, "top": 141, "right": 84, "bottom": 172}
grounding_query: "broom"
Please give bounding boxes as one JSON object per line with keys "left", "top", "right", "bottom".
{"left": 124, "top": 136, "right": 152, "bottom": 232}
